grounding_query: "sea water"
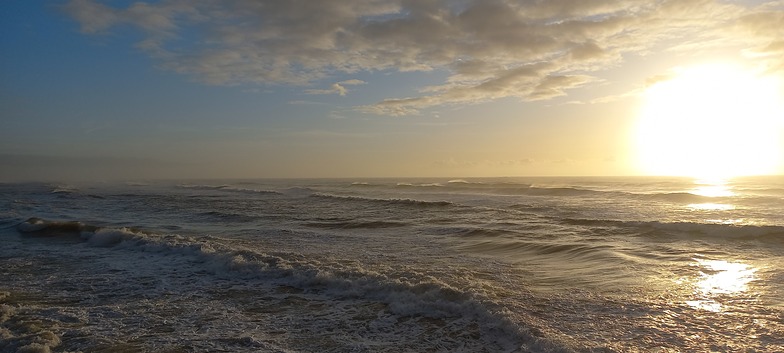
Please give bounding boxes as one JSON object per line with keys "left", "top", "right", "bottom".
{"left": 1, "top": 177, "right": 782, "bottom": 352}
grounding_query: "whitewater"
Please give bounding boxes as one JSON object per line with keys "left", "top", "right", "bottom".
{"left": 1, "top": 177, "right": 783, "bottom": 352}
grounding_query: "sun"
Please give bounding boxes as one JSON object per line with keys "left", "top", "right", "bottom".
{"left": 634, "top": 63, "right": 784, "bottom": 178}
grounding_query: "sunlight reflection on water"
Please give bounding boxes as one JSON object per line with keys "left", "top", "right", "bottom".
{"left": 686, "top": 178, "right": 741, "bottom": 224}
{"left": 687, "top": 203, "right": 735, "bottom": 211}
{"left": 685, "top": 258, "right": 758, "bottom": 312}
{"left": 691, "top": 179, "right": 735, "bottom": 197}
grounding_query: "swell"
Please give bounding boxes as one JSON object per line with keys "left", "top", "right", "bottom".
{"left": 177, "top": 184, "right": 281, "bottom": 196}
{"left": 178, "top": 181, "right": 774, "bottom": 207}
{"left": 461, "top": 239, "right": 617, "bottom": 262}
{"left": 310, "top": 193, "right": 454, "bottom": 208}
{"left": 557, "top": 217, "right": 784, "bottom": 242}
{"left": 197, "top": 211, "right": 258, "bottom": 223}
{"left": 636, "top": 192, "right": 726, "bottom": 203}
{"left": 394, "top": 182, "right": 605, "bottom": 197}
{"left": 390, "top": 181, "right": 767, "bottom": 205}
{"left": 304, "top": 219, "right": 409, "bottom": 230}
{"left": 429, "top": 226, "right": 519, "bottom": 238}
{"left": 519, "top": 188, "right": 727, "bottom": 203}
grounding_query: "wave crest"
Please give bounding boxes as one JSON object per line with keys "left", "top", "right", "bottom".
{"left": 559, "top": 218, "right": 784, "bottom": 241}
{"left": 305, "top": 220, "right": 409, "bottom": 229}
{"left": 311, "top": 193, "right": 454, "bottom": 208}
{"left": 17, "top": 218, "right": 99, "bottom": 236}
{"left": 177, "top": 184, "right": 281, "bottom": 195}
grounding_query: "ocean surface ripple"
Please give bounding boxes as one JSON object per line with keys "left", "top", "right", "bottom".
{"left": 1, "top": 176, "right": 783, "bottom": 352}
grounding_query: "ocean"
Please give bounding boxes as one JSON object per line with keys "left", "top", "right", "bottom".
{"left": 1, "top": 177, "right": 782, "bottom": 352}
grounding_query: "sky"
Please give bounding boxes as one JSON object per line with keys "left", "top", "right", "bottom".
{"left": 1, "top": 0, "right": 783, "bottom": 181}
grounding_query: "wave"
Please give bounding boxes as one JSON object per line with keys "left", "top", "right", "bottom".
{"left": 305, "top": 219, "right": 409, "bottom": 229}
{"left": 384, "top": 181, "right": 772, "bottom": 206}
{"left": 557, "top": 217, "right": 784, "bottom": 242}
{"left": 177, "top": 184, "right": 281, "bottom": 195}
{"left": 177, "top": 184, "right": 232, "bottom": 191}
{"left": 342, "top": 179, "right": 755, "bottom": 205}
{"left": 509, "top": 203, "right": 555, "bottom": 213}
{"left": 391, "top": 181, "right": 603, "bottom": 197}
{"left": 44, "top": 184, "right": 104, "bottom": 200}
{"left": 49, "top": 184, "right": 78, "bottom": 195}
{"left": 447, "top": 179, "right": 477, "bottom": 184}
{"left": 522, "top": 186, "right": 605, "bottom": 197}
{"left": 278, "top": 187, "right": 315, "bottom": 197}
{"left": 11, "top": 217, "right": 565, "bottom": 352}
{"left": 16, "top": 217, "right": 100, "bottom": 236}
{"left": 197, "top": 211, "right": 258, "bottom": 223}
{"left": 392, "top": 181, "right": 613, "bottom": 198}
{"left": 311, "top": 193, "right": 454, "bottom": 208}
{"left": 637, "top": 192, "right": 721, "bottom": 203}
{"left": 396, "top": 182, "right": 444, "bottom": 188}
{"left": 349, "top": 181, "right": 381, "bottom": 187}
{"left": 428, "top": 226, "right": 518, "bottom": 238}
{"left": 225, "top": 187, "right": 281, "bottom": 195}
{"left": 460, "top": 239, "right": 616, "bottom": 262}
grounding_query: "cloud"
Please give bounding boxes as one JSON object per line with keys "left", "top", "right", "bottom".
{"left": 305, "top": 79, "right": 367, "bottom": 96}
{"left": 287, "top": 100, "right": 328, "bottom": 105}
{"left": 63, "top": 0, "right": 781, "bottom": 114}
{"left": 734, "top": 9, "right": 784, "bottom": 72}
{"left": 62, "top": 0, "right": 118, "bottom": 34}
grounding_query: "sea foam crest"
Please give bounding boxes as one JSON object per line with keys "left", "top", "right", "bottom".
{"left": 19, "top": 218, "right": 567, "bottom": 352}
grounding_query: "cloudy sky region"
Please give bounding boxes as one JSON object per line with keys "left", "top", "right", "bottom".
{"left": 1, "top": 0, "right": 783, "bottom": 180}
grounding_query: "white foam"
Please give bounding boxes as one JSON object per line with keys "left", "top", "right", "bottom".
{"left": 67, "top": 227, "right": 559, "bottom": 351}
{"left": 84, "top": 228, "right": 132, "bottom": 247}
{"left": 0, "top": 299, "right": 61, "bottom": 353}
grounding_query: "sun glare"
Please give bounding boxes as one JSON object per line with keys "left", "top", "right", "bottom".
{"left": 634, "top": 63, "right": 784, "bottom": 178}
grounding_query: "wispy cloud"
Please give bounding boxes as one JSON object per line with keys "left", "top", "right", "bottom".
{"left": 287, "top": 100, "right": 329, "bottom": 105}
{"left": 305, "top": 79, "right": 367, "bottom": 96}
{"left": 63, "top": 0, "right": 784, "bottom": 115}
{"left": 734, "top": 8, "right": 784, "bottom": 72}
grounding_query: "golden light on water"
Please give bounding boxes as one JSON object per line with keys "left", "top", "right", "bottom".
{"left": 686, "top": 259, "right": 758, "bottom": 312}
{"left": 687, "top": 203, "right": 735, "bottom": 211}
{"left": 687, "top": 178, "right": 737, "bottom": 215}
{"left": 634, "top": 63, "right": 784, "bottom": 178}
{"left": 690, "top": 178, "right": 735, "bottom": 198}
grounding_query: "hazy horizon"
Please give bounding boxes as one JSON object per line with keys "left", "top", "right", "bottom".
{"left": 3, "top": 1, "right": 784, "bottom": 181}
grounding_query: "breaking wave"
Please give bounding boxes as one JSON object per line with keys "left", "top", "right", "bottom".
{"left": 9, "top": 217, "right": 565, "bottom": 352}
